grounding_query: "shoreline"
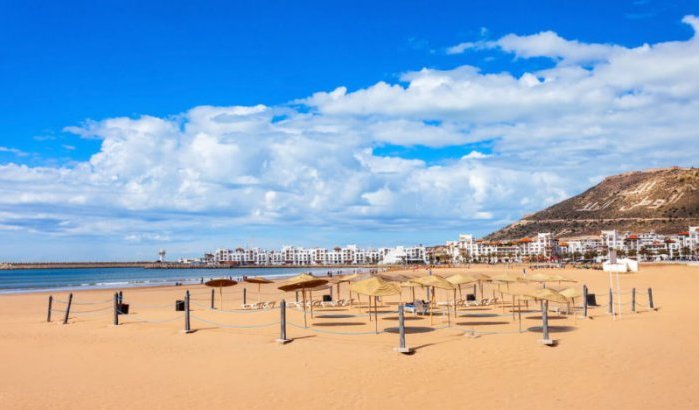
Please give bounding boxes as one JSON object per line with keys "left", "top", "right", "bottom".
{"left": 0, "top": 262, "right": 379, "bottom": 270}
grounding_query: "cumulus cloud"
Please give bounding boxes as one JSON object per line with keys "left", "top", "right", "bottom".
{"left": 1, "top": 15, "right": 698, "bottom": 244}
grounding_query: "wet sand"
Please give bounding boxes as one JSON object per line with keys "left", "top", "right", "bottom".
{"left": 0, "top": 264, "right": 697, "bottom": 409}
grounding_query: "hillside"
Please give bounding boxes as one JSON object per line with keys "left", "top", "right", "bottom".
{"left": 486, "top": 167, "right": 699, "bottom": 240}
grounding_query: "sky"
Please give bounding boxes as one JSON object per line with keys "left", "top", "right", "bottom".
{"left": 1, "top": 0, "right": 698, "bottom": 261}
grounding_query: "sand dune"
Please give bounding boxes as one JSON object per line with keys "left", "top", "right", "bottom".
{"left": 1, "top": 264, "right": 698, "bottom": 409}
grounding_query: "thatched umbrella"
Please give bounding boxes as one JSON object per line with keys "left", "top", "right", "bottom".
{"left": 330, "top": 273, "right": 361, "bottom": 303}
{"left": 350, "top": 277, "right": 401, "bottom": 334}
{"left": 528, "top": 273, "right": 575, "bottom": 288}
{"left": 559, "top": 287, "right": 583, "bottom": 318}
{"left": 400, "top": 280, "right": 421, "bottom": 305}
{"left": 466, "top": 273, "right": 491, "bottom": 299}
{"left": 244, "top": 276, "right": 274, "bottom": 302}
{"left": 412, "top": 275, "right": 456, "bottom": 325}
{"left": 204, "top": 278, "right": 237, "bottom": 309}
{"left": 278, "top": 274, "right": 328, "bottom": 328}
{"left": 524, "top": 288, "right": 570, "bottom": 342}
{"left": 446, "top": 273, "right": 477, "bottom": 300}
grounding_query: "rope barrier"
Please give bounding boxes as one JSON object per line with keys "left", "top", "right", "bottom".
{"left": 71, "top": 298, "right": 114, "bottom": 305}
{"left": 189, "top": 314, "right": 279, "bottom": 329}
{"left": 118, "top": 309, "right": 182, "bottom": 324}
{"left": 189, "top": 300, "right": 279, "bottom": 313}
{"left": 70, "top": 305, "right": 113, "bottom": 314}
{"left": 287, "top": 321, "right": 385, "bottom": 335}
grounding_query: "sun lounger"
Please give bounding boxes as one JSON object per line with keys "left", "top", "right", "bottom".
{"left": 241, "top": 302, "right": 262, "bottom": 310}
{"left": 263, "top": 301, "right": 276, "bottom": 309}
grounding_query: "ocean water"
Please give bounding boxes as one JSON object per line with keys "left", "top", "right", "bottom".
{"left": 0, "top": 267, "right": 361, "bottom": 294}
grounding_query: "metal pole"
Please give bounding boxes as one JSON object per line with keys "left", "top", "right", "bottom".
{"left": 583, "top": 285, "right": 588, "bottom": 318}
{"left": 47, "top": 296, "right": 53, "bottom": 322}
{"left": 609, "top": 288, "right": 614, "bottom": 316}
{"left": 113, "top": 292, "right": 119, "bottom": 326}
{"left": 648, "top": 287, "right": 655, "bottom": 310}
{"left": 184, "top": 290, "right": 191, "bottom": 333}
{"left": 62, "top": 293, "right": 73, "bottom": 325}
{"left": 211, "top": 288, "right": 215, "bottom": 309}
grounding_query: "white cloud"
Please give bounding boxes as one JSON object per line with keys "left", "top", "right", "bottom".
{"left": 1, "top": 15, "right": 698, "bottom": 245}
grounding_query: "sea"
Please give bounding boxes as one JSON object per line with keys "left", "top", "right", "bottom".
{"left": 0, "top": 267, "right": 362, "bottom": 294}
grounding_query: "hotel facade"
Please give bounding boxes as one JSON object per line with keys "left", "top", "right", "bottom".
{"left": 443, "top": 226, "right": 699, "bottom": 263}
{"left": 201, "top": 244, "right": 428, "bottom": 266}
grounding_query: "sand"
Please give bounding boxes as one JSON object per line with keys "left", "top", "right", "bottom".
{"left": 1, "top": 264, "right": 698, "bottom": 409}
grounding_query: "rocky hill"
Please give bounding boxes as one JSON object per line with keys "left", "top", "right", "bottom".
{"left": 486, "top": 167, "right": 699, "bottom": 240}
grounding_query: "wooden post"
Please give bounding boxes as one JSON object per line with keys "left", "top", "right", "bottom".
{"left": 302, "top": 289, "right": 307, "bottom": 328}
{"left": 295, "top": 290, "right": 299, "bottom": 303}
{"left": 632, "top": 288, "right": 636, "bottom": 313}
{"left": 583, "top": 285, "right": 588, "bottom": 318}
{"left": 517, "top": 299, "right": 522, "bottom": 333}
{"left": 47, "top": 296, "right": 53, "bottom": 322}
{"left": 374, "top": 296, "right": 378, "bottom": 334}
{"left": 277, "top": 299, "right": 290, "bottom": 343}
{"left": 113, "top": 292, "right": 119, "bottom": 326}
{"left": 539, "top": 300, "right": 553, "bottom": 345}
{"left": 394, "top": 304, "right": 412, "bottom": 353}
{"left": 62, "top": 293, "right": 73, "bottom": 325}
{"left": 211, "top": 288, "right": 215, "bottom": 309}
{"left": 243, "top": 288, "right": 247, "bottom": 305}
{"left": 608, "top": 288, "right": 614, "bottom": 316}
{"left": 648, "top": 287, "right": 655, "bottom": 310}
{"left": 184, "top": 290, "right": 192, "bottom": 333}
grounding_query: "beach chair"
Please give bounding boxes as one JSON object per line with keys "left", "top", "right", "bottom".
{"left": 320, "top": 300, "right": 335, "bottom": 308}
{"left": 480, "top": 298, "right": 490, "bottom": 306}
{"left": 241, "top": 302, "right": 262, "bottom": 310}
{"left": 263, "top": 301, "right": 276, "bottom": 309}
{"left": 405, "top": 300, "right": 429, "bottom": 315}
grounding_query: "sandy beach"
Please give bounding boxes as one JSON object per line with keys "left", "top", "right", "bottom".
{"left": 1, "top": 263, "right": 698, "bottom": 409}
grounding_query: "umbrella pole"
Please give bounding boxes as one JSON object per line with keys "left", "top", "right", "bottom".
{"left": 302, "top": 289, "right": 307, "bottom": 328}
{"left": 458, "top": 284, "right": 462, "bottom": 301}
{"left": 310, "top": 290, "right": 314, "bottom": 319}
{"left": 374, "top": 296, "right": 378, "bottom": 334}
{"left": 430, "top": 286, "right": 434, "bottom": 326}
{"left": 219, "top": 286, "right": 223, "bottom": 310}
{"left": 368, "top": 296, "right": 372, "bottom": 322}
{"left": 453, "top": 289, "right": 457, "bottom": 318}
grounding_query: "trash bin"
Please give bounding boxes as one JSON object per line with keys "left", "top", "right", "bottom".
{"left": 586, "top": 294, "right": 597, "bottom": 306}
{"left": 117, "top": 303, "right": 129, "bottom": 315}
{"left": 175, "top": 300, "right": 185, "bottom": 311}
{"left": 322, "top": 294, "right": 332, "bottom": 302}
{"left": 466, "top": 294, "right": 476, "bottom": 301}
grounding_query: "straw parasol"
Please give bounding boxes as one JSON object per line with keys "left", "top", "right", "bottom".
{"left": 559, "top": 287, "right": 583, "bottom": 318}
{"left": 446, "top": 273, "right": 476, "bottom": 300}
{"left": 412, "top": 275, "right": 456, "bottom": 325}
{"left": 350, "top": 277, "right": 401, "bottom": 334}
{"left": 523, "top": 287, "right": 569, "bottom": 343}
{"left": 467, "top": 272, "right": 491, "bottom": 299}
{"left": 204, "top": 278, "right": 237, "bottom": 310}
{"left": 528, "top": 272, "right": 575, "bottom": 287}
{"left": 400, "top": 280, "right": 421, "bottom": 304}
{"left": 244, "top": 276, "right": 274, "bottom": 302}
{"left": 278, "top": 273, "right": 329, "bottom": 328}
{"left": 524, "top": 288, "right": 570, "bottom": 304}
{"left": 330, "top": 273, "right": 361, "bottom": 303}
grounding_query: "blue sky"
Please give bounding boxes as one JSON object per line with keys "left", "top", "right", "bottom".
{"left": 1, "top": 1, "right": 698, "bottom": 260}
